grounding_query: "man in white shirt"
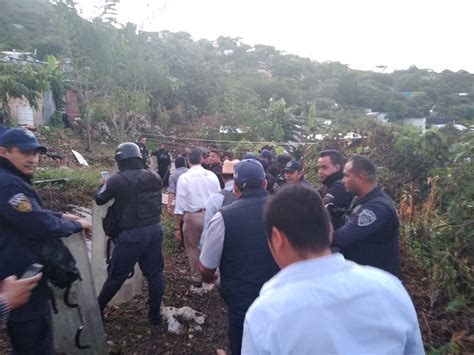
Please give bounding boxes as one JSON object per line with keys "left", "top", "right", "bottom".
{"left": 174, "top": 148, "right": 220, "bottom": 287}
{"left": 242, "top": 184, "right": 424, "bottom": 355}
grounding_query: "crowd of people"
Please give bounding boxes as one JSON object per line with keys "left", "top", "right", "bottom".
{"left": 0, "top": 128, "right": 424, "bottom": 354}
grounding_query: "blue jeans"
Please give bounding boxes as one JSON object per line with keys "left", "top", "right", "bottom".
{"left": 98, "top": 223, "right": 165, "bottom": 316}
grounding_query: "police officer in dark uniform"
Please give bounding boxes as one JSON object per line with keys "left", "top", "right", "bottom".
{"left": 317, "top": 150, "right": 353, "bottom": 230}
{"left": 0, "top": 128, "right": 91, "bottom": 354}
{"left": 96, "top": 142, "right": 165, "bottom": 325}
{"left": 152, "top": 143, "right": 172, "bottom": 187}
{"left": 136, "top": 136, "right": 149, "bottom": 168}
{"left": 332, "top": 155, "right": 400, "bottom": 276}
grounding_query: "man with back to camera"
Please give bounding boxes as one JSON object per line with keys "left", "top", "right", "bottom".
{"left": 95, "top": 142, "right": 165, "bottom": 325}
{"left": 199, "top": 159, "right": 280, "bottom": 354}
{"left": 174, "top": 148, "right": 221, "bottom": 287}
{"left": 242, "top": 184, "right": 424, "bottom": 354}
{"left": 0, "top": 128, "right": 91, "bottom": 354}
{"left": 200, "top": 159, "right": 240, "bottom": 248}
{"left": 166, "top": 155, "right": 188, "bottom": 215}
{"left": 332, "top": 155, "right": 400, "bottom": 276}
{"left": 317, "top": 149, "right": 353, "bottom": 230}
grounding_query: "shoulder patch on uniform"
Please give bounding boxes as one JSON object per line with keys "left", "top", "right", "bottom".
{"left": 357, "top": 209, "right": 376, "bottom": 227}
{"left": 323, "top": 193, "right": 334, "bottom": 205}
{"left": 8, "top": 193, "right": 32, "bottom": 212}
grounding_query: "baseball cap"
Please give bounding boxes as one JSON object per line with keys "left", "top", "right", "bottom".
{"left": 283, "top": 160, "right": 302, "bottom": 172}
{"left": 260, "top": 149, "right": 272, "bottom": 159}
{"left": 0, "top": 128, "right": 47, "bottom": 153}
{"left": 234, "top": 159, "right": 266, "bottom": 189}
{"left": 222, "top": 159, "right": 240, "bottom": 174}
{"left": 244, "top": 152, "right": 258, "bottom": 160}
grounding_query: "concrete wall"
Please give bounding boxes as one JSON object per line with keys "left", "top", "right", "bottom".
{"left": 8, "top": 95, "right": 44, "bottom": 127}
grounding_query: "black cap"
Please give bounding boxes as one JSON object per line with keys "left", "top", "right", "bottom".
{"left": 283, "top": 160, "right": 302, "bottom": 172}
{"left": 0, "top": 128, "right": 47, "bottom": 153}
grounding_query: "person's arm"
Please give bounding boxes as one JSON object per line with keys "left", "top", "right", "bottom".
{"left": 332, "top": 205, "right": 386, "bottom": 248}
{"left": 0, "top": 185, "right": 84, "bottom": 240}
{"left": 95, "top": 174, "right": 123, "bottom": 205}
{"left": 167, "top": 192, "right": 175, "bottom": 215}
{"left": 199, "top": 213, "right": 225, "bottom": 283}
{"left": 241, "top": 316, "right": 264, "bottom": 355}
{"left": 0, "top": 274, "right": 42, "bottom": 320}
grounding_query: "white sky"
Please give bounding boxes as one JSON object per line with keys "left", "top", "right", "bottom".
{"left": 77, "top": 0, "right": 474, "bottom": 73}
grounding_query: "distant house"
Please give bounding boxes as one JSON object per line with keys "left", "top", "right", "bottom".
{"left": 1, "top": 51, "right": 55, "bottom": 127}
{"left": 426, "top": 117, "right": 455, "bottom": 129}
{"left": 366, "top": 109, "right": 388, "bottom": 123}
{"left": 401, "top": 118, "right": 426, "bottom": 133}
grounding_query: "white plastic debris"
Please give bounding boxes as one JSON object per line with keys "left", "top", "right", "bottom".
{"left": 161, "top": 306, "right": 206, "bottom": 334}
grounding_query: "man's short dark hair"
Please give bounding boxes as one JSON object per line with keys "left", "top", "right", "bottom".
{"left": 263, "top": 184, "right": 331, "bottom": 255}
{"left": 188, "top": 148, "right": 203, "bottom": 165}
{"left": 175, "top": 155, "right": 186, "bottom": 169}
{"left": 349, "top": 155, "right": 377, "bottom": 182}
{"left": 209, "top": 149, "right": 221, "bottom": 157}
{"left": 319, "top": 150, "right": 343, "bottom": 168}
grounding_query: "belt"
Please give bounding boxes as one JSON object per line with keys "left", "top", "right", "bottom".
{"left": 186, "top": 209, "right": 206, "bottom": 213}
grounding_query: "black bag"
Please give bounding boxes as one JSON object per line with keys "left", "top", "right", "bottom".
{"left": 38, "top": 239, "right": 81, "bottom": 289}
{"left": 102, "top": 206, "right": 120, "bottom": 240}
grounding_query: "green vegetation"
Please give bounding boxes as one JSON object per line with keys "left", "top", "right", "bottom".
{"left": 1, "top": 0, "right": 472, "bottom": 352}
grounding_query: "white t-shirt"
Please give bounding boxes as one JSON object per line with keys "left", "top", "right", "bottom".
{"left": 242, "top": 253, "right": 424, "bottom": 355}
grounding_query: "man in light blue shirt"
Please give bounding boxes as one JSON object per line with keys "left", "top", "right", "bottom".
{"left": 242, "top": 184, "right": 424, "bottom": 355}
{"left": 200, "top": 159, "right": 239, "bottom": 248}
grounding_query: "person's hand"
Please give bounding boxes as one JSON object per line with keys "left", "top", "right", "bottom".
{"left": 1, "top": 274, "right": 42, "bottom": 310}
{"left": 62, "top": 213, "right": 80, "bottom": 221}
{"left": 174, "top": 229, "right": 182, "bottom": 242}
{"left": 77, "top": 218, "right": 92, "bottom": 238}
{"left": 167, "top": 206, "right": 174, "bottom": 215}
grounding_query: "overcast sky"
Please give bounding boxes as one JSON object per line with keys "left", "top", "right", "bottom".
{"left": 77, "top": 0, "right": 474, "bottom": 73}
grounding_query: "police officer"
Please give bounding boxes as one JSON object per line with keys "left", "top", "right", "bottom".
{"left": 332, "top": 155, "right": 400, "bottom": 276}
{"left": 0, "top": 128, "right": 91, "bottom": 354}
{"left": 96, "top": 142, "right": 165, "bottom": 325}
{"left": 199, "top": 159, "right": 280, "bottom": 354}
{"left": 136, "top": 136, "right": 149, "bottom": 168}
{"left": 282, "top": 160, "right": 312, "bottom": 186}
{"left": 317, "top": 150, "right": 352, "bottom": 230}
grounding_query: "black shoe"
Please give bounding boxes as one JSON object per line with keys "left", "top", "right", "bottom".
{"left": 185, "top": 277, "right": 202, "bottom": 288}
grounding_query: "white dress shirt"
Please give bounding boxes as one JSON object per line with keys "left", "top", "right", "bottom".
{"left": 174, "top": 165, "right": 221, "bottom": 215}
{"left": 242, "top": 253, "right": 425, "bottom": 355}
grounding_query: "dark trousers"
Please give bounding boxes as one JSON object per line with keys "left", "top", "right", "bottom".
{"left": 227, "top": 309, "right": 245, "bottom": 355}
{"left": 98, "top": 223, "right": 165, "bottom": 317}
{"left": 158, "top": 166, "right": 169, "bottom": 187}
{"left": 7, "top": 313, "right": 53, "bottom": 355}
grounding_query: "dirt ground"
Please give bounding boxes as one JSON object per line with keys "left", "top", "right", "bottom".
{"left": 0, "top": 240, "right": 229, "bottom": 354}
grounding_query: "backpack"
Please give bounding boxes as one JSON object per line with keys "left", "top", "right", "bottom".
{"left": 38, "top": 238, "right": 81, "bottom": 289}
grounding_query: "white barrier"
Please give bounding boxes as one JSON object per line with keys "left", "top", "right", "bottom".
{"left": 91, "top": 201, "right": 144, "bottom": 305}
{"left": 52, "top": 232, "right": 108, "bottom": 354}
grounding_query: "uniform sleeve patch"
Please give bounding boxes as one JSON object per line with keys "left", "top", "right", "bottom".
{"left": 357, "top": 209, "right": 377, "bottom": 226}
{"left": 323, "top": 193, "right": 335, "bottom": 206}
{"left": 8, "top": 193, "right": 32, "bottom": 212}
